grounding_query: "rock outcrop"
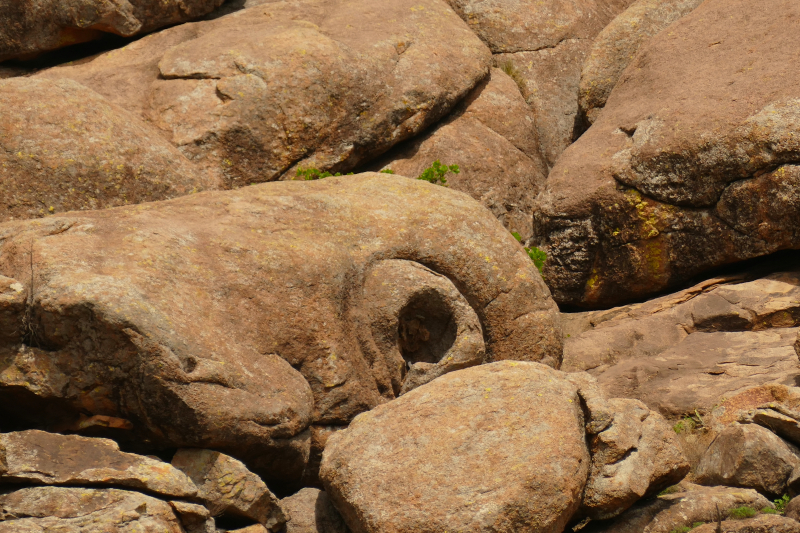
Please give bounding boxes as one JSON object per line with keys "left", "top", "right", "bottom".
{"left": 0, "top": 173, "right": 560, "bottom": 488}
{"left": 281, "top": 488, "right": 350, "bottom": 533}
{"left": 534, "top": 0, "right": 800, "bottom": 306}
{"left": 693, "top": 515, "right": 800, "bottom": 533}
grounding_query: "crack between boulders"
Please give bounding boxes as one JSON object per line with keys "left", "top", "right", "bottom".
{"left": 492, "top": 36, "right": 586, "bottom": 55}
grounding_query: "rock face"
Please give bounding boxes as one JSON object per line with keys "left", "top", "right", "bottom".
{"left": 281, "top": 488, "right": 349, "bottom": 533}
{"left": 692, "top": 515, "right": 800, "bottom": 533}
{"left": 695, "top": 424, "right": 800, "bottom": 497}
{"left": 578, "top": 0, "right": 705, "bottom": 125}
{"left": 563, "top": 270, "right": 800, "bottom": 417}
{"left": 0, "top": 0, "right": 225, "bottom": 61}
{"left": 36, "top": 0, "right": 492, "bottom": 188}
{"left": 0, "top": 77, "right": 216, "bottom": 222}
{"left": 0, "top": 174, "right": 560, "bottom": 488}
{"left": 171, "top": 449, "right": 284, "bottom": 531}
{"left": 0, "top": 430, "right": 196, "bottom": 498}
{"left": 534, "top": 0, "right": 800, "bottom": 307}
{"left": 0, "top": 486, "right": 185, "bottom": 532}
{"left": 376, "top": 68, "right": 548, "bottom": 241}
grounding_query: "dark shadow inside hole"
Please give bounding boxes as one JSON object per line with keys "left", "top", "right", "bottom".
{"left": 213, "top": 513, "right": 258, "bottom": 530}
{"left": 398, "top": 290, "right": 456, "bottom": 365}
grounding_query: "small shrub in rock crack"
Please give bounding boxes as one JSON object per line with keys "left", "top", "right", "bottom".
{"left": 729, "top": 506, "right": 758, "bottom": 520}
{"left": 512, "top": 232, "right": 547, "bottom": 273}
{"left": 417, "top": 160, "right": 459, "bottom": 186}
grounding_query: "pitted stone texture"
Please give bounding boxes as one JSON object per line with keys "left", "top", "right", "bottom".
{"left": 0, "top": 174, "right": 560, "bottom": 488}
{"left": 37, "top": 0, "right": 491, "bottom": 188}
{"left": 0, "top": 0, "right": 225, "bottom": 61}
{"left": 281, "top": 488, "right": 349, "bottom": 533}
{"left": 320, "top": 361, "right": 590, "bottom": 533}
{"left": 534, "top": 0, "right": 800, "bottom": 307}
{"left": 0, "top": 77, "right": 215, "bottom": 223}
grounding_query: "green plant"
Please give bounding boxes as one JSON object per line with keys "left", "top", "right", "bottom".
{"left": 380, "top": 169, "right": 396, "bottom": 174}
{"left": 417, "top": 160, "right": 459, "bottom": 186}
{"left": 658, "top": 485, "right": 682, "bottom": 496}
{"left": 762, "top": 507, "right": 781, "bottom": 515}
{"left": 499, "top": 60, "right": 527, "bottom": 96}
{"left": 673, "top": 410, "right": 705, "bottom": 434}
{"left": 295, "top": 168, "right": 354, "bottom": 180}
{"left": 692, "top": 523, "right": 705, "bottom": 529}
{"left": 729, "top": 506, "right": 757, "bottom": 520}
{"left": 670, "top": 527, "right": 691, "bottom": 533}
{"left": 774, "top": 494, "right": 791, "bottom": 513}
{"left": 511, "top": 232, "right": 547, "bottom": 273}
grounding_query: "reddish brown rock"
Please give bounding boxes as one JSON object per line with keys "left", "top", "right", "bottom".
{"left": 37, "top": 0, "right": 492, "bottom": 188}
{"left": 281, "top": 488, "right": 349, "bottom": 533}
{"left": 0, "top": 174, "right": 560, "bottom": 488}
{"left": 692, "top": 515, "right": 800, "bottom": 533}
{"left": 533, "top": 0, "right": 800, "bottom": 307}
{"left": 0, "top": 0, "right": 225, "bottom": 61}
{"left": 0, "top": 77, "right": 215, "bottom": 222}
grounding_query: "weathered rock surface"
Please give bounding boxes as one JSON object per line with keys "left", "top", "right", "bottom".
{"left": 0, "top": 77, "right": 215, "bottom": 222}
{"left": 696, "top": 424, "right": 800, "bottom": 497}
{"left": 281, "top": 488, "right": 349, "bottom": 533}
{"left": 785, "top": 495, "right": 800, "bottom": 521}
{"left": 0, "top": 0, "right": 225, "bottom": 61}
{"left": 321, "top": 361, "right": 590, "bottom": 533}
{"left": 171, "top": 449, "right": 284, "bottom": 531}
{"left": 37, "top": 0, "right": 492, "bottom": 188}
{"left": 0, "top": 430, "right": 196, "bottom": 498}
{"left": 578, "top": 0, "right": 704, "bottom": 125}
{"left": 376, "top": 68, "right": 547, "bottom": 241}
{"left": 169, "top": 501, "right": 215, "bottom": 533}
{"left": 693, "top": 515, "right": 800, "bottom": 533}
{"left": 0, "top": 486, "right": 184, "bottom": 532}
{"left": 585, "top": 482, "right": 771, "bottom": 533}
{"left": 534, "top": 0, "right": 800, "bottom": 306}
{"left": 0, "top": 174, "right": 560, "bottom": 488}
{"left": 563, "top": 271, "right": 800, "bottom": 417}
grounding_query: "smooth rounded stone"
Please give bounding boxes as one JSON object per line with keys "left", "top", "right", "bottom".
{"left": 0, "top": 430, "right": 196, "bottom": 499}
{"left": 696, "top": 424, "right": 800, "bottom": 497}
{"left": 0, "top": 174, "right": 561, "bottom": 488}
{"left": 785, "top": 495, "right": 800, "bottom": 521}
{"left": 578, "top": 0, "right": 705, "bottom": 125}
{"left": 0, "top": 77, "right": 216, "bottom": 223}
{"left": 0, "top": 0, "right": 225, "bottom": 61}
{"left": 281, "top": 488, "right": 349, "bottom": 533}
{"left": 692, "top": 515, "right": 800, "bottom": 533}
{"left": 320, "top": 361, "right": 591, "bottom": 533}
{"left": 36, "top": 0, "right": 492, "bottom": 188}
{"left": 585, "top": 482, "right": 771, "bottom": 533}
{"left": 0, "top": 486, "right": 184, "bottom": 532}
{"left": 533, "top": 0, "right": 800, "bottom": 307}
{"left": 375, "top": 68, "right": 548, "bottom": 241}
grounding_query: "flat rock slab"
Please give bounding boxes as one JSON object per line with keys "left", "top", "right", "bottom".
{"left": 0, "top": 430, "right": 196, "bottom": 498}
{"left": 321, "top": 361, "right": 590, "bottom": 533}
{"left": 692, "top": 515, "right": 800, "bottom": 533}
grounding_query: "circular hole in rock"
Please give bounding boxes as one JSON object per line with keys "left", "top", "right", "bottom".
{"left": 398, "top": 289, "right": 456, "bottom": 366}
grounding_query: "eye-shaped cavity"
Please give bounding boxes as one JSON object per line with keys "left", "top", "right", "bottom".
{"left": 360, "top": 260, "right": 486, "bottom": 396}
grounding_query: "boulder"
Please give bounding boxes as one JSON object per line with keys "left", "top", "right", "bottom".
{"left": 281, "top": 488, "right": 349, "bottom": 533}
{"left": 0, "top": 77, "right": 215, "bottom": 222}
{"left": 0, "top": 0, "right": 225, "bottom": 61}
{"left": 696, "top": 424, "right": 800, "bottom": 497}
{"left": 171, "top": 449, "right": 284, "bottom": 531}
{"left": 320, "top": 361, "right": 590, "bottom": 533}
{"left": 169, "top": 501, "right": 216, "bottom": 533}
{"left": 578, "top": 0, "right": 705, "bottom": 125}
{"left": 785, "top": 495, "right": 800, "bottom": 522}
{"left": 585, "top": 482, "right": 772, "bottom": 533}
{"left": 533, "top": 0, "right": 800, "bottom": 307}
{"left": 0, "top": 430, "right": 196, "bottom": 498}
{"left": 0, "top": 174, "right": 561, "bottom": 488}
{"left": 375, "top": 68, "right": 548, "bottom": 241}
{"left": 692, "top": 515, "right": 800, "bottom": 533}
{"left": 36, "top": 0, "right": 492, "bottom": 187}
{"left": 0, "top": 486, "right": 184, "bottom": 532}
{"left": 563, "top": 271, "right": 800, "bottom": 417}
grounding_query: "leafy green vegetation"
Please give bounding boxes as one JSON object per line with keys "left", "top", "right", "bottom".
{"left": 417, "top": 160, "right": 459, "bottom": 186}
{"left": 511, "top": 232, "right": 547, "bottom": 273}
{"left": 762, "top": 507, "right": 781, "bottom": 515}
{"left": 296, "top": 168, "right": 354, "bottom": 180}
{"left": 673, "top": 410, "right": 704, "bottom": 434}
{"left": 729, "top": 506, "right": 758, "bottom": 520}
{"left": 773, "top": 494, "right": 790, "bottom": 514}
{"left": 380, "top": 169, "right": 396, "bottom": 174}
{"left": 658, "top": 485, "right": 682, "bottom": 496}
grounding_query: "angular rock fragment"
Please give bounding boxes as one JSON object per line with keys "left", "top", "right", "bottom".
{"left": 171, "top": 449, "right": 284, "bottom": 531}
{"left": 0, "top": 430, "right": 196, "bottom": 498}
{"left": 169, "top": 501, "right": 216, "bottom": 533}
{"left": 281, "top": 488, "right": 349, "bottom": 533}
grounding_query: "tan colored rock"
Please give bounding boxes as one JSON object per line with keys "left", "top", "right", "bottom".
{"left": 321, "top": 361, "right": 591, "bottom": 533}
{"left": 0, "top": 0, "right": 225, "bottom": 61}
{"left": 376, "top": 68, "right": 547, "bottom": 240}
{"left": 171, "top": 449, "right": 284, "bottom": 531}
{"left": 169, "top": 501, "right": 215, "bottom": 533}
{"left": 37, "top": 0, "right": 492, "bottom": 187}
{"left": 578, "top": 0, "right": 705, "bottom": 125}
{"left": 0, "top": 430, "right": 196, "bottom": 498}
{"left": 533, "top": 0, "right": 800, "bottom": 307}
{"left": 0, "top": 174, "right": 560, "bottom": 488}
{"left": 0, "top": 486, "right": 184, "bottom": 532}
{"left": 692, "top": 515, "right": 800, "bottom": 533}
{"left": 281, "top": 488, "right": 349, "bottom": 533}
{"left": 696, "top": 424, "right": 800, "bottom": 497}
{"left": 785, "top": 495, "right": 800, "bottom": 522}
{"left": 0, "top": 77, "right": 215, "bottom": 222}
{"left": 587, "top": 482, "right": 772, "bottom": 533}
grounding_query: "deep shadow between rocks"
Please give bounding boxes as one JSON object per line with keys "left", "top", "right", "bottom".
{"left": 398, "top": 289, "right": 457, "bottom": 366}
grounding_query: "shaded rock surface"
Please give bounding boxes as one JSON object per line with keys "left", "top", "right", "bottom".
{"left": 0, "top": 0, "right": 225, "bottom": 61}
{"left": 375, "top": 68, "right": 547, "bottom": 241}
{"left": 281, "top": 488, "right": 349, "bottom": 533}
{"left": 36, "top": 0, "right": 492, "bottom": 188}
{"left": 534, "top": 0, "right": 800, "bottom": 306}
{"left": 692, "top": 515, "right": 800, "bottom": 533}
{"left": 0, "top": 174, "right": 560, "bottom": 488}
{"left": 0, "top": 430, "right": 196, "bottom": 498}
